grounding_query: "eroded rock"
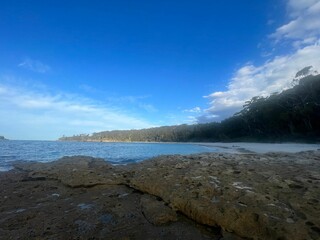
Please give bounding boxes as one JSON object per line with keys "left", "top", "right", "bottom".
{"left": 4, "top": 150, "right": 320, "bottom": 239}
{"left": 14, "top": 156, "right": 123, "bottom": 187}
{"left": 127, "top": 151, "right": 320, "bottom": 240}
{"left": 0, "top": 170, "right": 217, "bottom": 240}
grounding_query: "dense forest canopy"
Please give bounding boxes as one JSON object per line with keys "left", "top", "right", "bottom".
{"left": 60, "top": 74, "right": 320, "bottom": 143}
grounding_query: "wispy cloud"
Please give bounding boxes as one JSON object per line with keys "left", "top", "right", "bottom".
{"left": 271, "top": 0, "right": 320, "bottom": 47}
{"left": 0, "top": 80, "right": 154, "bottom": 140}
{"left": 78, "top": 84, "right": 158, "bottom": 113}
{"left": 138, "top": 103, "right": 158, "bottom": 113}
{"left": 18, "top": 58, "right": 51, "bottom": 73}
{"left": 107, "top": 95, "right": 151, "bottom": 103}
{"left": 200, "top": 0, "right": 320, "bottom": 122}
{"left": 183, "top": 106, "right": 201, "bottom": 113}
{"left": 204, "top": 45, "right": 320, "bottom": 119}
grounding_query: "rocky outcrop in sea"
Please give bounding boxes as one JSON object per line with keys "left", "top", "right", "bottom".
{"left": 1, "top": 151, "right": 319, "bottom": 239}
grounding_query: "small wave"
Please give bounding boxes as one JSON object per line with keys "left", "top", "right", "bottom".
{"left": 0, "top": 155, "right": 18, "bottom": 160}
{"left": 0, "top": 166, "right": 14, "bottom": 172}
{"left": 107, "top": 158, "right": 141, "bottom": 165}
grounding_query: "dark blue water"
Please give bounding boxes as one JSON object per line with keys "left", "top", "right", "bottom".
{"left": 0, "top": 141, "right": 216, "bottom": 171}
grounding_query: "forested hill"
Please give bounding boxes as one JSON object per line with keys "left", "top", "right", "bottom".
{"left": 59, "top": 74, "right": 320, "bottom": 142}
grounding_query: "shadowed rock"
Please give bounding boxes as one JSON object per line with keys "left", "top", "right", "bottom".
{"left": 140, "top": 195, "right": 177, "bottom": 225}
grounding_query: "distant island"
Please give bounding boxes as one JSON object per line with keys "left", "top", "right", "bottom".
{"left": 0, "top": 136, "right": 8, "bottom": 141}
{"left": 60, "top": 73, "right": 320, "bottom": 143}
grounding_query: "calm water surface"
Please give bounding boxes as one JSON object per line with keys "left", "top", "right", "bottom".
{"left": 0, "top": 141, "right": 216, "bottom": 171}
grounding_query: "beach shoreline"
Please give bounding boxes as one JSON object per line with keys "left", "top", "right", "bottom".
{"left": 194, "top": 142, "right": 320, "bottom": 154}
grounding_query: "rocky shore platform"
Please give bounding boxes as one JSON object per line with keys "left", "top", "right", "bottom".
{"left": 1, "top": 150, "right": 320, "bottom": 239}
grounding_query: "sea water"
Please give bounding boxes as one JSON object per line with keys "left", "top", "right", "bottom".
{"left": 0, "top": 140, "right": 216, "bottom": 171}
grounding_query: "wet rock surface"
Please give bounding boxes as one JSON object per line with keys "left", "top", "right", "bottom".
{"left": 1, "top": 151, "right": 320, "bottom": 239}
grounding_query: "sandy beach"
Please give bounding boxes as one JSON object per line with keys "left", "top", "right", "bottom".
{"left": 196, "top": 142, "right": 320, "bottom": 154}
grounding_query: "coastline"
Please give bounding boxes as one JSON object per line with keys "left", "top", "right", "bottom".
{"left": 1, "top": 150, "right": 320, "bottom": 239}
{"left": 195, "top": 142, "right": 320, "bottom": 154}
{"left": 58, "top": 139, "right": 320, "bottom": 154}
{"left": 1, "top": 140, "right": 319, "bottom": 172}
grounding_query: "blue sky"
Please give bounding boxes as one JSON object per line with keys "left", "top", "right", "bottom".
{"left": 1, "top": 0, "right": 320, "bottom": 140}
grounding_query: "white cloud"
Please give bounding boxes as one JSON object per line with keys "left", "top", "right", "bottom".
{"left": 271, "top": 0, "right": 320, "bottom": 46}
{"left": 18, "top": 58, "right": 51, "bottom": 73}
{"left": 287, "top": 0, "right": 319, "bottom": 16}
{"left": 201, "top": 0, "right": 320, "bottom": 122}
{"left": 183, "top": 106, "right": 201, "bottom": 113}
{"left": 204, "top": 44, "right": 320, "bottom": 120}
{"left": 0, "top": 82, "right": 154, "bottom": 140}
